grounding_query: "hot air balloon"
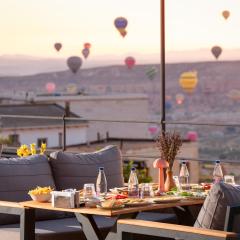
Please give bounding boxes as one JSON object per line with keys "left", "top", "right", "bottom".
{"left": 82, "top": 48, "right": 90, "bottom": 59}
{"left": 114, "top": 17, "right": 128, "bottom": 37}
{"left": 187, "top": 131, "right": 198, "bottom": 141}
{"left": 166, "top": 95, "right": 172, "bottom": 100}
{"left": 67, "top": 56, "right": 82, "bottom": 74}
{"left": 146, "top": 66, "right": 158, "bottom": 80}
{"left": 211, "top": 46, "right": 222, "bottom": 60}
{"left": 125, "top": 57, "right": 135, "bottom": 69}
{"left": 227, "top": 89, "right": 240, "bottom": 101}
{"left": 45, "top": 82, "right": 56, "bottom": 93}
{"left": 54, "top": 43, "right": 62, "bottom": 52}
{"left": 148, "top": 124, "right": 159, "bottom": 137}
{"left": 222, "top": 10, "right": 230, "bottom": 20}
{"left": 179, "top": 71, "right": 198, "bottom": 93}
{"left": 84, "top": 43, "right": 91, "bottom": 49}
{"left": 165, "top": 101, "right": 172, "bottom": 111}
{"left": 176, "top": 93, "right": 185, "bottom": 105}
{"left": 67, "top": 83, "right": 78, "bottom": 94}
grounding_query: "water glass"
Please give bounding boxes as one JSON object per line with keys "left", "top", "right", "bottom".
{"left": 173, "top": 176, "right": 181, "bottom": 190}
{"left": 224, "top": 175, "right": 235, "bottom": 185}
{"left": 140, "top": 183, "right": 153, "bottom": 199}
{"left": 83, "top": 183, "right": 96, "bottom": 201}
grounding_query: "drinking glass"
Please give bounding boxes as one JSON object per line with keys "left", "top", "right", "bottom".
{"left": 224, "top": 175, "right": 235, "bottom": 185}
{"left": 173, "top": 176, "right": 181, "bottom": 191}
{"left": 140, "top": 183, "right": 153, "bottom": 199}
{"left": 83, "top": 183, "right": 96, "bottom": 201}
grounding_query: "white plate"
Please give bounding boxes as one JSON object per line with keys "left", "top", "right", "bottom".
{"left": 153, "top": 197, "right": 183, "bottom": 203}
{"left": 97, "top": 205, "right": 125, "bottom": 210}
{"left": 124, "top": 201, "right": 152, "bottom": 207}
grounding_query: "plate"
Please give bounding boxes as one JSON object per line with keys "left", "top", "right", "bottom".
{"left": 153, "top": 197, "right": 183, "bottom": 204}
{"left": 183, "top": 196, "right": 206, "bottom": 200}
{"left": 97, "top": 205, "right": 125, "bottom": 210}
{"left": 124, "top": 200, "right": 152, "bottom": 207}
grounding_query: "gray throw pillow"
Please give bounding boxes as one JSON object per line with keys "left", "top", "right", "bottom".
{"left": 50, "top": 145, "right": 124, "bottom": 190}
{"left": 0, "top": 154, "right": 65, "bottom": 225}
{"left": 194, "top": 182, "right": 240, "bottom": 232}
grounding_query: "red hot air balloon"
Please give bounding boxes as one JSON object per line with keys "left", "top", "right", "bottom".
{"left": 46, "top": 82, "right": 56, "bottom": 93}
{"left": 67, "top": 56, "right": 82, "bottom": 74}
{"left": 222, "top": 10, "right": 230, "bottom": 20}
{"left": 125, "top": 57, "right": 135, "bottom": 69}
{"left": 176, "top": 93, "right": 184, "bottom": 105}
{"left": 187, "top": 131, "right": 198, "bottom": 141}
{"left": 114, "top": 17, "right": 128, "bottom": 37}
{"left": 82, "top": 48, "right": 90, "bottom": 59}
{"left": 54, "top": 43, "right": 62, "bottom": 52}
{"left": 84, "top": 43, "right": 91, "bottom": 49}
{"left": 211, "top": 46, "right": 222, "bottom": 60}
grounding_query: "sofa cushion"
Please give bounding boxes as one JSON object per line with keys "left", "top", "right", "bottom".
{"left": 0, "top": 154, "right": 65, "bottom": 225}
{"left": 50, "top": 145, "right": 124, "bottom": 190}
{"left": 194, "top": 182, "right": 240, "bottom": 232}
{"left": 0, "top": 216, "right": 115, "bottom": 240}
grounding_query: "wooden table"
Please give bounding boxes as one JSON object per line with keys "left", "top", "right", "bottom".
{"left": 21, "top": 199, "right": 204, "bottom": 240}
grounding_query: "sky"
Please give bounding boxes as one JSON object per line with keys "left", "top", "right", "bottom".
{"left": 0, "top": 0, "right": 240, "bottom": 61}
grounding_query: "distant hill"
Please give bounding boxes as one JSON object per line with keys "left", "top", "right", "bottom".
{"left": 1, "top": 60, "right": 240, "bottom": 119}
{"left": 1, "top": 48, "right": 240, "bottom": 76}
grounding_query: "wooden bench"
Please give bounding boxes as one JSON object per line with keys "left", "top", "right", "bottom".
{"left": 117, "top": 205, "right": 240, "bottom": 240}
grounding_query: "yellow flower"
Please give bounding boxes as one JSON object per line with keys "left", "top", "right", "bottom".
{"left": 17, "top": 142, "right": 47, "bottom": 157}
{"left": 17, "top": 148, "right": 24, "bottom": 157}
{"left": 17, "top": 144, "right": 31, "bottom": 157}
{"left": 40, "top": 143, "right": 47, "bottom": 155}
{"left": 21, "top": 144, "right": 31, "bottom": 157}
{"left": 30, "top": 143, "right": 36, "bottom": 155}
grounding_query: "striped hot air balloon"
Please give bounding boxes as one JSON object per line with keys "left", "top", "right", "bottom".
{"left": 179, "top": 71, "right": 198, "bottom": 93}
{"left": 146, "top": 66, "right": 158, "bottom": 80}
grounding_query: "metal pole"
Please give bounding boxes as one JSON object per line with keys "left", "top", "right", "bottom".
{"left": 62, "top": 115, "right": 66, "bottom": 151}
{"left": 160, "top": 0, "right": 166, "bottom": 133}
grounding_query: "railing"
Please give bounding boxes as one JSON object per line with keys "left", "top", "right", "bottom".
{"left": 0, "top": 114, "right": 240, "bottom": 164}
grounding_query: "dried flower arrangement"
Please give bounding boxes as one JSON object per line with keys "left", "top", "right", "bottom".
{"left": 156, "top": 131, "right": 182, "bottom": 170}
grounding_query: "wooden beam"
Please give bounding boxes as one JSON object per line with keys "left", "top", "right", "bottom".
{"left": 118, "top": 219, "right": 239, "bottom": 240}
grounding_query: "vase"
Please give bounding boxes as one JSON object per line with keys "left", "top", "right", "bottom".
{"left": 164, "top": 169, "right": 176, "bottom": 192}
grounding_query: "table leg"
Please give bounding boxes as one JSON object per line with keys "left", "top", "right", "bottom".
{"left": 20, "top": 208, "right": 35, "bottom": 240}
{"left": 75, "top": 212, "right": 138, "bottom": 240}
{"left": 105, "top": 213, "right": 138, "bottom": 240}
{"left": 173, "top": 206, "right": 195, "bottom": 226}
{"left": 75, "top": 213, "right": 104, "bottom": 240}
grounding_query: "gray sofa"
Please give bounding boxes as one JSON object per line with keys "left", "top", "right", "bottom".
{"left": 0, "top": 145, "right": 176, "bottom": 240}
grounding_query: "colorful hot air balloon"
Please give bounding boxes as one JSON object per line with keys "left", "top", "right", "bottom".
{"left": 67, "top": 83, "right": 78, "bottom": 94}
{"left": 67, "top": 56, "right": 82, "bottom": 74}
{"left": 148, "top": 124, "right": 159, "bottom": 137}
{"left": 166, "top": 95, "right": 172, "bottom": 100}
{"left": 125, "top": 57, "right": 135, "bottom": 69}
{"left": 227, "top": 89, "right": 240, "bottom": 101}
{"left": 114, "top": 17, "right": 128, "bottom": 37}
{"left": 179, "top": 71, "right": 198, "bottom": 93}
{"left": 54, "top": 43, "right": 62, "bottom": 52}
{"left": 222, "top": 10, "right": 230, "bottom": 20}
{"left": 176, "top": 93, "right": 185, "bottom": 105}
{"left": 84, "top": 43, "right": 91, "bottom": 49}
{"left": 146, "top": 66, "right": 158, "bottom": 80}
{"left": 165, "top": 101, "right": 172, "bottom": 111}
{"left": 211, "top": 46, "right": 222, "bottom": 60}
{"left": 82, "top": 48, "right": 90, "bottom": 59}
{"left": 45, "top": 82, "right": 56, "bottom": 93}
{"left": 187, "top": 131, "right": 198, "bottom": 141}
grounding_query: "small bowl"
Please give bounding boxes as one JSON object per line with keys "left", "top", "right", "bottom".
{"left": 30, "top": 193, "right": 51, "bottom": 202}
